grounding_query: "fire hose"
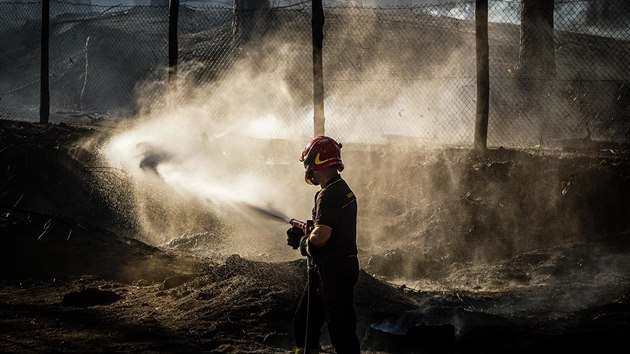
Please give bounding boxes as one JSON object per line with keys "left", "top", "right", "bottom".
{"left": 243, "top": 203, "right": 316, "bottom": 350}
{"left": 289, "top": 219, "right": 315, "bottom": 351}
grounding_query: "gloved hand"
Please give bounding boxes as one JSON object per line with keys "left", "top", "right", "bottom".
{"left": 286, "top": 227, "right": 305, "bottom": 249}
{"left": 299, "top": 235, "right": 310, "bottom": 257}
{"left": 300, "top": 235, "right": 323, "bottom": 257}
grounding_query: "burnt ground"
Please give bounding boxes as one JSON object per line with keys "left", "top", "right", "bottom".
{"left": 2, "top": 119, "right": 630, "bottom": 353}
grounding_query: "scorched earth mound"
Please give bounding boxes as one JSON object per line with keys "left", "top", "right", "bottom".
{"left": 1, "top": 119, "right": 630, "bottom": 353}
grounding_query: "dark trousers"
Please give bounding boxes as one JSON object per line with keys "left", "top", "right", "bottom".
{"left": 293, "top": 257, "right": 360, "bottom": 354}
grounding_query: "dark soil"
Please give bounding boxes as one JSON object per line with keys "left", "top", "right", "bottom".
{"left": 1, "top": 119, "right": 630, "bottom": 353}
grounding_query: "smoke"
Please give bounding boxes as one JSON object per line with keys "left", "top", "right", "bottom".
{"left": 319, "top": 8, "right": 475, "bottom": 145}
{"left": 99, "top": 6, "right": 478, "bottom": 259}
{"left": 98, "top": 8, "right": 629, "bottom": 319}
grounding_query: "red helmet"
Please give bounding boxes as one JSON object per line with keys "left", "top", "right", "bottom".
{"left": 299, "top": 135, "right": 344, "bottom": 172}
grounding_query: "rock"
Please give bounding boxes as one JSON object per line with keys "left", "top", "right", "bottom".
{"left": 61, "top": 288, "right": 123, "bottom": 307}
{"left": 160, "top": 274, "right": 195, "bottom": 290}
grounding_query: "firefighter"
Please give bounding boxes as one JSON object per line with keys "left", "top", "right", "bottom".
{"left": 287, "top": 135, "right": 360, "bottom": 354}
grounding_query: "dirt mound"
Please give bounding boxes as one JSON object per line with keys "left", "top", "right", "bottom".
{"left": 61, "top": 288, "right": 123, "bottom": 307}
{"left": 352, "top": 146, "right": 630, "bottom": 284}
{"left": 0, "top": 119, "right": 417, "bottom": 351}
{"left": 0, "top": 119, "right": 210, "bottom": 284}
{"left": 0, "top": 119, "right": 128, "bottom": 231}
{"left": 2, "top": 119, "right": 630, "bottom": 352}
{"left": 0, "top": 237, "right": 417, "bottom": 352}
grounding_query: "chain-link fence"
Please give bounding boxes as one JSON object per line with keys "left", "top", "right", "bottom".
{"left": 0, "top": 0, "right": 628, "bottom": 149}
{"left": 487, "top": 0, "right": 630, "bottom": 147}
{"left": 49, "top": 1, "right": 169, "bottom": 115}
{"left": 0, "top": 1, "right": 41, "bottom": 119}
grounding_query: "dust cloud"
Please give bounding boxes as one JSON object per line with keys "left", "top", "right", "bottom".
{"left": 103, "top": 64, "right": 314, "bottom": 260}
{"left": 320, "top": 8, "right": 475, "bottom": 145}
{"left": 102, "top": 9, "right": 475, "bottom": 261}
{"left": 101, "top": 9, "right": 629, "bottom": 313}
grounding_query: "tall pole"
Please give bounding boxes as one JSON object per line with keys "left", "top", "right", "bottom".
{"left": 312, "top": 0, "right": 325, "bottom": 136}
{"left": 474, "top": 0, "right": 489, "bottom": 151}
{"left": 168, "top": 0, "right": 179, "bottom": 95}
{"left": 40, "top": 0, "right": 50, "bottom": 124}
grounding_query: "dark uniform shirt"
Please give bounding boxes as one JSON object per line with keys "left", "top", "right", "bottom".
{"left": 311, "top": 174, "right": 358, "bottom": 264}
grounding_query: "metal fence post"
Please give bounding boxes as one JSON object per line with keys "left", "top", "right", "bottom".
{"left": 168, "top": 0, "right": 179, "bottom": 95}
{"left": 474, "top": 0, "right": 489, "bottom": 150}
{"left": 40, "top": 0, "right": 50, "bottom": 124}
{"left": 312, "top": 0, "right": 325, "bottom": 136}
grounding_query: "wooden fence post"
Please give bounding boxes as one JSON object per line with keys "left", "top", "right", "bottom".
{"left": 312, "top": 0, "right": 325, "bottom": 136}
{"left": 40, "top": 0, "right": 50, "bottom": 124}
{"left": 474, "top": 0, "right": 489, "bottom": 150}
{"left": 168, "top": 0, "right": 179, "bottom": 95}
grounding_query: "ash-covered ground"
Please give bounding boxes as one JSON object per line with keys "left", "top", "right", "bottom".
{"left": 1, "top": 119, "right": 630, "bottom": 353}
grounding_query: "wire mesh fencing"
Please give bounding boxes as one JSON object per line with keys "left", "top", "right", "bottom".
{"left": 0, "top": 1, "right": 41, "bottom": 119}
{"left": 487, "top": 0, "right": 630, "bottom": 148}
{"left": 322, "top": 5, "right": 477, "bottom": 145}
{"left": 0, "top": 0, "right": 628, "bottom": 149}
{"left": 0, "top": 1, "right": 169, "bottom": 121}
{"left": 48, "top": 1, "right": 169, "bottom": 116}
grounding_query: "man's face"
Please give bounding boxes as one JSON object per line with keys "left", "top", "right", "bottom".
{"left": 304, "top": 166, "right": 319, "bottom": 185}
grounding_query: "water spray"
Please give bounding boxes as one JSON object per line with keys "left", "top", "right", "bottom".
{"left": 241, "top": 202, "right": 313, "bottom": 237}
{"left": 131, "top": 138, "right": 313, "bottom": 235}
{"left": 242, "top": 203, "right": 292, "bottom": 224}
